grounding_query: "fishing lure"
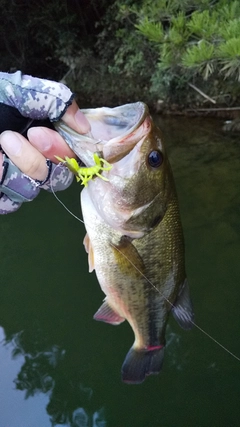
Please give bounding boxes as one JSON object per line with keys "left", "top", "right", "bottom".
{"left": 55, "top": 153, "right": 112, "bottom": 187}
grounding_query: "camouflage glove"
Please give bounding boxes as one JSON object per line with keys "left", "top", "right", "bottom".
{"left": 0, "top": 71, "right": 75, "bottom": 213}
{"left": 0, "top": 153, "right": 73, "bottom": 214}
{"left": 0, "top": 71, "right": 74, "bottom": 122}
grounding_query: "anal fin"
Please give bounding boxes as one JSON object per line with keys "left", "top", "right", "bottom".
{"left": 94, "top": 300, "right": 125, "bottom": 325}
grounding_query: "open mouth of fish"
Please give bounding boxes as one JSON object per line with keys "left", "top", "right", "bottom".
{"left": 54, "top": 102, "right": 151, "bottom": 166}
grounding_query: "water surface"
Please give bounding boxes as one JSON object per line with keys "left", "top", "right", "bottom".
{"left": 1, "top": 116, "right": 240, "bottom": 426}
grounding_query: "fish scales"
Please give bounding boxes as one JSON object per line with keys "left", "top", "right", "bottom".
{"left": 55, "top": 102, "right": 194, "bottom": 384}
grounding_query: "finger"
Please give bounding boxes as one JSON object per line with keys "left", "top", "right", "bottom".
{"left": 27, "top": 126, "right": 76, "bottom": 163}
{"left": 0, "top": 131, "right": 48, "bottom": 181}
{"left": 0, "top": 153, "right": 17, "bottom": 214}
{"left": 0, "top": 154, "right": 40, "bottom": 204}
{"left": 62, "top": 100, "right": 91, "bottom": 134}
{"left": 0, "top": 193, "right": 21, "bottom": 214}
{"left": 40, "top": 163, "right": 74, "bottom": 192}
{"left": 0, "top": 152, "right": 3, "bottom": 180}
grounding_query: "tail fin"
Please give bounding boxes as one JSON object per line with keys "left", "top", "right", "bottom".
{"left": 121, "top": 346, "right": 164, "bottom": 384}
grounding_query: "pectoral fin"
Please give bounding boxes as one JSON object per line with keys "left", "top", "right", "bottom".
{"left": 83, "top": 233, "right": 94, "bottom": 272}
{"left": 94, "top": 300, "right": 125, "bottom": 325}
{"left": 111, "top": 237, "right": 145, "bottom": 278}
{"left": 171, "top": 279, "right": 194, "bottom": 330}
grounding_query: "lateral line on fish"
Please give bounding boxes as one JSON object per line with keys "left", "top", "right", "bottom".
{"left": 50, "top": 167, "right": 240, "bottom": 364}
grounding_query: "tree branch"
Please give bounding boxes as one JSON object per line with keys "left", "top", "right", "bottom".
{"left": 188, "top": 83, "right": 216, "bottom": 104}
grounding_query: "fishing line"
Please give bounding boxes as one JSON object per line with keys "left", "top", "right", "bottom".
{"left": 50, "top": 165, "right": 240, "bottom": 363}
{"left": 50, "top": 163, "right": 85, "bottom": 224}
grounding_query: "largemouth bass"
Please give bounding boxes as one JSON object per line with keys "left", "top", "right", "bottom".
{"left": 55, "top": 102, "right": 194, "bottom": 384}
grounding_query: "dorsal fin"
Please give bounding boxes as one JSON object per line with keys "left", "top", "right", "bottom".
{"left": 171, "top": 279, "right": 194, "bottom": 330}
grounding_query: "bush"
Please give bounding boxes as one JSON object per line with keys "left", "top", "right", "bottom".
{"left": 1, "top": 0, "right": 240, "bottom": 108}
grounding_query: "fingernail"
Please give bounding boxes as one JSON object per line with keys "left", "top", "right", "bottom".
{"left": 74, "top": 110, "right": 91, "bottom": 133}
{"left": 27, "top": 127, "right": 51, "bottom": 151}
{"left": 0, "top": 131, "right": 23, "bottom": 156}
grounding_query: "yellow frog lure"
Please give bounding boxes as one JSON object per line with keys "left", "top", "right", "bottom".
{"left": 55, "top": 153, "right": 112, "bottom": 187}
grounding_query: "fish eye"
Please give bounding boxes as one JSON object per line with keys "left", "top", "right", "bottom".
{"left": 147, "top": 150, "right": 163, "bottom": 168}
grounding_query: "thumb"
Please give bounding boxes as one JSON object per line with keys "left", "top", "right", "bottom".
{"left": 62, "top": 100, "right": 91, "bottom": 134}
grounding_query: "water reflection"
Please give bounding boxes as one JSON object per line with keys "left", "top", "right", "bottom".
{"left": 1, "top": 326, "right": 106, "bottom": 426}
{"left": 0, "top": 311, "right": 181, "bottom": 426}
{"left": 72, "top": 407, "right": 106, "bottom": 427}
{"left": 0, "top": 182, "right": 110, "bottom": 425}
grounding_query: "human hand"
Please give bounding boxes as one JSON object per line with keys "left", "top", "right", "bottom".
{"left": 0, "top": 71, "right": 90, "bottom": 214}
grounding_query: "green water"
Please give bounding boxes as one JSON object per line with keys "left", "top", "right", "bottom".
{"left": 1, "top": 116, "right": 240, "bottom": 426}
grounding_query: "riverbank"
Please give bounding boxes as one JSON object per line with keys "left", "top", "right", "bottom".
{"left": 155, "top": 102, "right": 240, "bottom": 119}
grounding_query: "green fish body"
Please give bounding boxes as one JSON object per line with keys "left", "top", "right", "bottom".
{"left": 55, "top": 103, "right": 194, "bottom": 384}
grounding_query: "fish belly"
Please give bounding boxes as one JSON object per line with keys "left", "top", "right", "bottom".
{"left": 81, "top": 187, "right": 162, "bottom": 347}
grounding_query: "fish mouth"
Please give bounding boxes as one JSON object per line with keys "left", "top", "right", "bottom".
{"left": 54, "top": 102, "right": 150, "bottom": 166}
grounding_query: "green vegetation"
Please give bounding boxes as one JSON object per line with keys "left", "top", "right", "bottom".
{"left": 1, "top": 0, "right": 240, "bottom": 109}
{"left": 102, "top": 0, "right": 240, "bottom": 108}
